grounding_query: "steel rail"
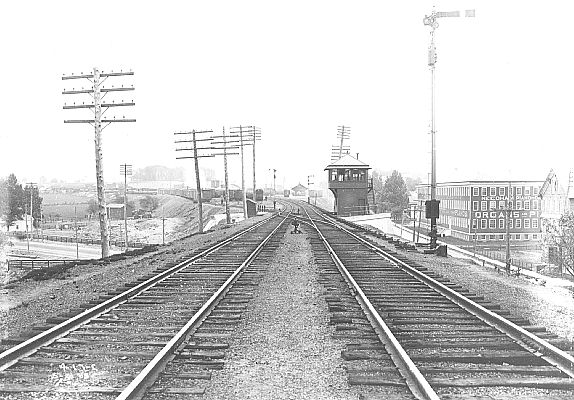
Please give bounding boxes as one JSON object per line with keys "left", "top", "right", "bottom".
{"left": 0, "top": 214, "right": 276, "bottom": 371}
{"left": 301, "top": 207, "right": 440, "bottom": 400}
{"left": 316, "top": 208, "right": 574, "bottom": 380}
{"left": 116, "top": 213, "right": 290, "bottom": 399}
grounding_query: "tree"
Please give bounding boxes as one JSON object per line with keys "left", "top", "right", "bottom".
{"left": 0, "top": 178, "right": 7, "bottom": 221}
{"left": 87, "top": 199, "right": 99, "bottom": 216}
{"left": 371, "top": 170, "right": 385, "bottom": 211}
{"left": 405, "top": 176, "right": 422, "bottom": 192}
{"left": 543, "top": 211, "right": 574, "bottom": 277}
{"left": 3, "top": 174, "right": 25, "bottom": 230}
{"left": 140, "top": 195, "right": 159, "bottom": 212}
{"left": 379, "top": 170, "right": 409, "bottom": 221}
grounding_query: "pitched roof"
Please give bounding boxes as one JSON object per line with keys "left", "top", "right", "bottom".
{"left": 291, "top": 183, "right": 307, "bottom": 191}
{"left": 325, "top": 154, "right": 370, "bottom": 170}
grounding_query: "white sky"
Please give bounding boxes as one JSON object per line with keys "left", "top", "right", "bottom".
{"left": 1, "top": 1, "right": 573, "bottom": 190}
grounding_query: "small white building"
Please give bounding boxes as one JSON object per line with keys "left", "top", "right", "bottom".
{"left": 1, "top": 216, "right": 34, "bottom": 233}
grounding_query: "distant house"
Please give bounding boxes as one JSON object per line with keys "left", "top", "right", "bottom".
{"left": 291, "top": 184, "right": 307, "bottom": 197}
{"left": 1, "top": 216, "right": 33, "bottom": 233}
{"left": 539, "top": 169, "right": 574, "bottom": 268}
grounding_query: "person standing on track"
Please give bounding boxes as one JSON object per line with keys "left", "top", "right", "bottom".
{"left": 291, "top": 217, "right": 301, "bottom": 234}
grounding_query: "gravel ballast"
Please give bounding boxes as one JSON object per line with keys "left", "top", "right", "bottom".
{"left": 203, "top": 229, "right": 357, "bottom": 400}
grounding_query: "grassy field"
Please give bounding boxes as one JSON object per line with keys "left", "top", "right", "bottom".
{"left": 42, "top": 192, "right": 94, "bottom": 220}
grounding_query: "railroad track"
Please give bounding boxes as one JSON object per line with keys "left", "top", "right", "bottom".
{"left": 288, "top": 199, "right": 574, "bottom": 399}
{"left": 0, "top": 211, "right": 290, "bottom": 399}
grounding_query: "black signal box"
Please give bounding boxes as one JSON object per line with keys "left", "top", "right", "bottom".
{"left": 425, "top": 199, "right": 440, "bottom": 219}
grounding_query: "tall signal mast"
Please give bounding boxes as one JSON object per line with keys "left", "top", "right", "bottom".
{"left": 423, "top": 9, "right": 475, "bottom": 249}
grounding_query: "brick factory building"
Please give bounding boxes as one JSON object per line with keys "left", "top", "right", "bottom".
{"left": 416, "top": 180, "right": 544, "bottom": 243}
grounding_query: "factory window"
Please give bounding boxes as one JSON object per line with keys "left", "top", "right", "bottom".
{"left": 499, "top": 200, "right": 505, "bottom": 209}
{"left": 516, "top": 219, "right": 522, "bottom": 229}
{"left": 472, "top": 219, "right": 477, "bottom": 229}
{"left": 525, "top": 187, "right": 531, "bottom": 196}
{"left": 517, "top": 187, "right": 522, "bottom": 196}
{"left": 499, "top": 219, "right": 504, "bottom": 229}
{"left": 489, "top": 219, "right": 496, "bottom": 229}
{"left": 490, "top": 187, "right": 496, "bottom": 196}
{"left": 499, "top": 234, "right": 504, "bottom": 240}
{"left": 534, "top": 187, "right": 539, "bottom": 196}
{"left": 533, "top": 200, "right": 538, "bottom": 210}
{"left": 481, "top": 187, "right": 487, "bottom": 196}
{"left": 515, "top": 234, "right": 521, "bottom": 240}
{"left": 532, "top": 234, "right": 538, "bottom": 240}
{"left": 524, "top": 234, "right": 530, "bottom": 240}
{"left": 532, "top": 219, "right": 538, "bottom": 229}
{"left": 481, "top": 219, "right": 487, "bottom": 229}
{"left": 524, "top": 200, "right": 530, "bottom": 210}
{"left": 516, "top": 200, "right": 522, "bottom": 209}
{"left": 509, "top": 219, "right": 513, "bottom": 229}
{"left": 473, "top": 187, "right": 479, "bottom": 196}
{"left": 499, "top": 187, "right": 506, "bottom": 197}
{"left": 524, "top": 219, "right": 530, "bottom": 229}
{"left": 489, "top": 201, "right": 496, "bottom": 210}
{"left": 481, "top": 201, "right": 487, "bottom": 211}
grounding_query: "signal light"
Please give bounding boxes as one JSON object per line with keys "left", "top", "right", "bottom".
{"left": 425, "top": 199, "right": 440, "bottom": 219}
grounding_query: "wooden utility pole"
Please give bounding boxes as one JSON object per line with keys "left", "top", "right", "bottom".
{"left": 175, "top": 130, "right": 214, "bottom": 233}
{"left": 331, "top": 126, "right": 350, "bottom": 162}
{"left": 74, "top": 205, "right": 79, "bottom": 259}
{"left": 229, "top": 125, "right": 260, "bottom": 219}
{"left": 240, "top": 127, "right": 247, "bottom": 218}
{"left": 307, "top": 175, "right": 314, "bottom": 204}
{"left": 211, "top": 127, "right": 240, "bottom": 225}
{"left": 120, "top": 164, "right": 132, "bottom": 251}
{"left": 25, "top": 183, "right": 38, "bottom": 252}
{"left": 251, "top": 126, "right": 262, "bottom": 201}
{"left": 62, "top": 68, "right": 135, "bottom": 258}
{"left": 505, "top": 181, "right": 512, "bottom": 273}
{"left": 161, "top": 206, "right": 166, "bottom": 245}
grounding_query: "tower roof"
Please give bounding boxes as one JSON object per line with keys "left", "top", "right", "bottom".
{"left": 325, "top": 154, "right": 370, "bottom": 170}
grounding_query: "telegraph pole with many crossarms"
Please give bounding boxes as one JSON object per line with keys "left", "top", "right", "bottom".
{"left": 211, "top": 127, "right": 240, "bottom": 225}
{"left": 331, "top": 126, "right": 350, "bottom": 162}
{"left": 229, "top": 125, "right": 261, "bottom": 219}
{"left": 175, "top": 130, "right": 214, "bottom": 233}
{"left": 62, "top": 68, "right": 135, "bottom": 258}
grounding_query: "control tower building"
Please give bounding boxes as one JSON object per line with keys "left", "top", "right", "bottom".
{"left": 325, "top": 154, "right": 372, "bottom": 216}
